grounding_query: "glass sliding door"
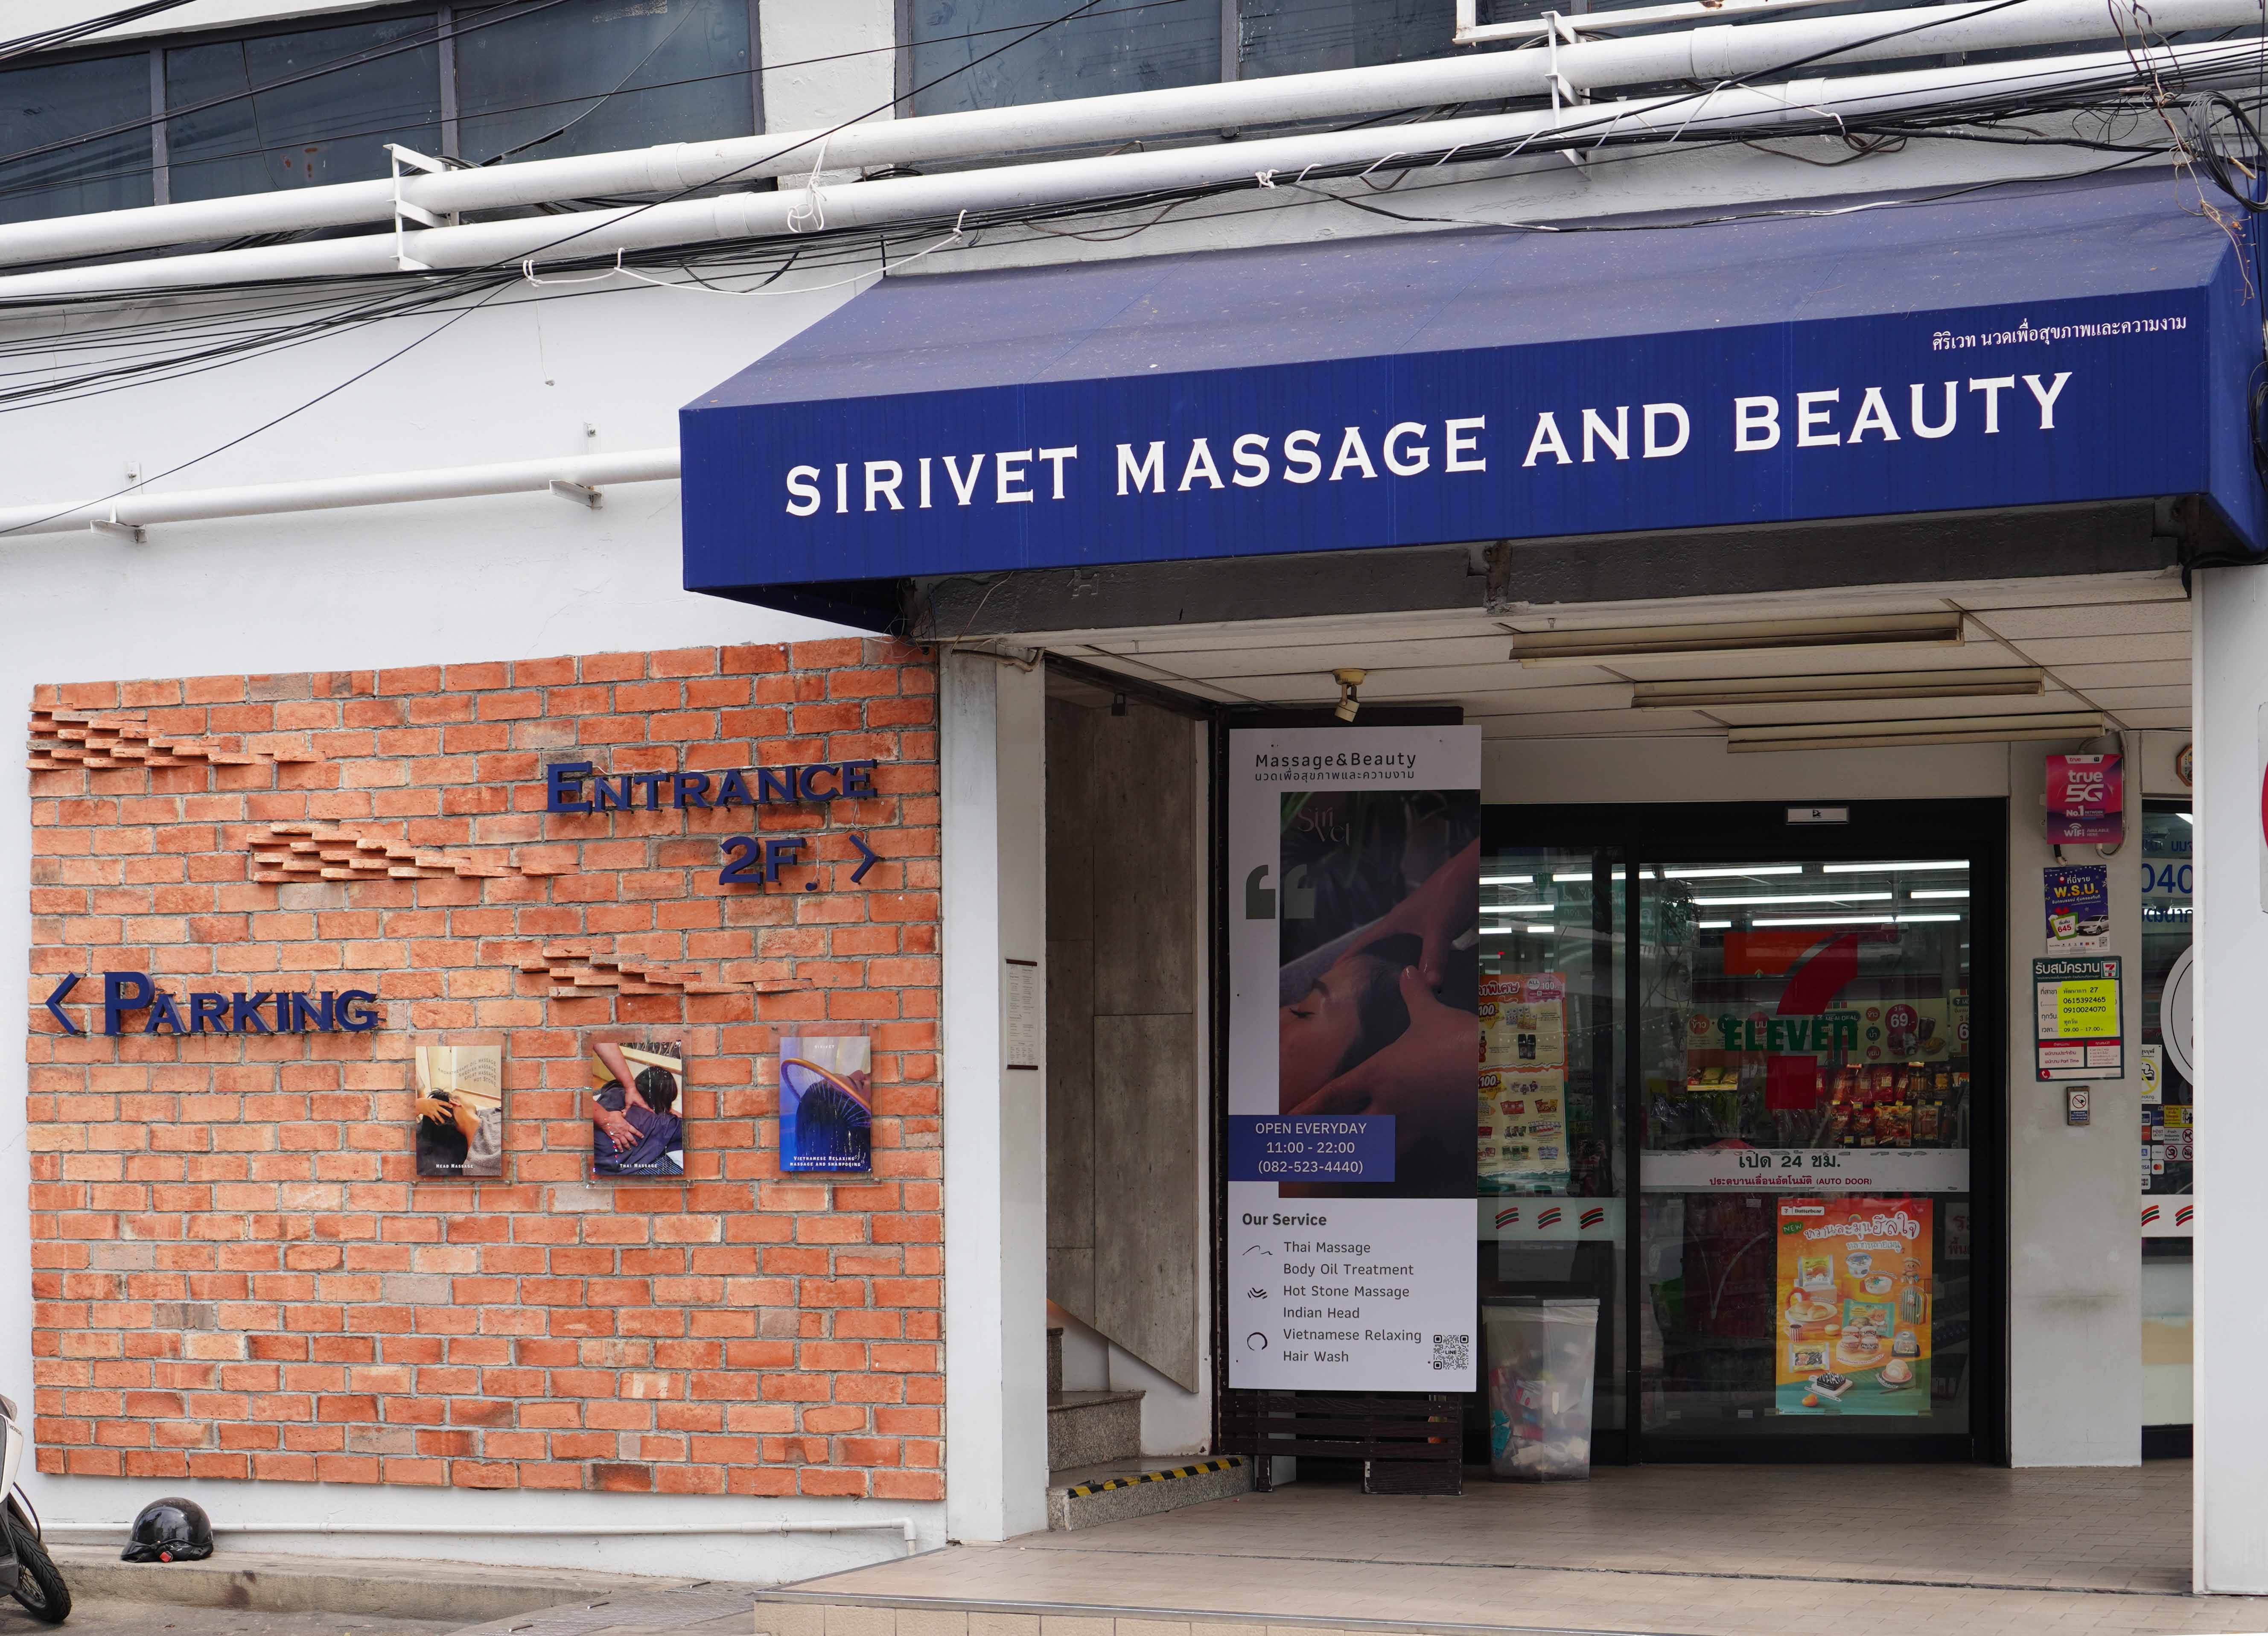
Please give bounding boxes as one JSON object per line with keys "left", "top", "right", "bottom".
{"left": 1639, "top": 855, "right": 1974, "bottom": 1449}
{"left": 1477, "top": 845, "right": 1628, "bottom": 1455}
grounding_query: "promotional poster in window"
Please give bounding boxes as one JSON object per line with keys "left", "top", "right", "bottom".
{"left": 586, "top": 1038, "right": 686, "bottom": 1179}
{"left": 1227, "top": 725, "right": 1481, "bottom": 1393}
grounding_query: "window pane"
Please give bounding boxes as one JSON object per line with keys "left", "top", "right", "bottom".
{"left": 909, "top": 0, "right": 1219, "bottom": 117}
{"left": 0, "top": 55, "right": 153, "bottom": 225}
{"left": 167, "top": 16, "right": 442, "bottom": 202}
{"left": 1238, "top": 0, "right": 1458, "bottom": 79}
{"left": 458, "top": 0, "right": 754, "bottom": 167}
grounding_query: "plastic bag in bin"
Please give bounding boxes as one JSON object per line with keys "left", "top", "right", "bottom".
{"left": 1483, "top": 1296, "right": 1598, "bottom": 1481}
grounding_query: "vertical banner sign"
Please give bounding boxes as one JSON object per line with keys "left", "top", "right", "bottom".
{"left": 1227, "top": 726, "right": 1481, "bottom": 1391}
{"left": 2033, "top": 955, "right": 2124, "bottom": 1080}
{"left": 2042, "top": 863, "right": 2110, "bottom": 951}
{"left": 1775, "top": 1197, "right": 1933, "bottom": 1414}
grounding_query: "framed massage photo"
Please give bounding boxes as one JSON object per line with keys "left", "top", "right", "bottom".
{"left": 778, "top": 1035, "right": 872, "bottom": 1174}
{"left": 586, "top": 1037, "right": 687, "bottom": 1179}
{"left": 413, "top": 1044, "right": 504, "bottom": 1179}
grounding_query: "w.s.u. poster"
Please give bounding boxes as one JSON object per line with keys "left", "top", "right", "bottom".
{"left": 1776, "top": 1197, "right": 1932, "bottom": 1414}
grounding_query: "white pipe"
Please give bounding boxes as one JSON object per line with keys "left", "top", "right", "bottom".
{"left": 0, "top": 0, "right": 2240, "bottom": 272}
{"left": 0, "top": 446, "right": 680, "bottom": 540}
{"left": 0, "top": 38, "right": 2245, "bottom": 303}
{"left": 46, "top": 1519, "right": 919, "bottom": 1545}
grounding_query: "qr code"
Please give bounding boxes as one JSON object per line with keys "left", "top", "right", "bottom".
{"left": 1431, "top": 1332, "right": 1470, "bottom": 1372}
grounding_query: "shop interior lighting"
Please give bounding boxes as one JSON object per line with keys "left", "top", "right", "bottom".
{"left": 1480, "top": 874, "right": 1534, "bottom": 884}
{"left": 1726, "top": 711, "right": 2106, "bottom": 752}
{"left": 1752, "top": 913, "right": 1960, "bottom": 927}
{"left": 1821, "top": 860, "right": 1969, "bottom": 872}
{"left": 1332, "top": 668, "right": 1366, "bottom": 723}
{"left": 1909, "top": 888, "right": 1971, "bottom": 899}
{"left": 1630, "top": 666, "right": 2043, "bottom": 709}
{"left": 2177, "top": 813, "right": 2195, "bottom": 824}
{"left": 1552, "top": 868, "right": 1657, "bottom": 881}
{"left": 1512, "top": 612, "right": 1963, "bottom": 667}
{"left": 1490, "top": 903, "right": 1557, "bottom": 914}
{"left": 1691, "top": 891, "right": 1893, "bottom": 907}
{"left": 1697, "top": 919, "right": 1733, "bottom": 929}
{"left": 1895, "top": 913, "right": 1962, "bottom": 923}
{"left": 1481, "top": 926, "right": 1516, "bottom": 936}
{"left": 1661, "top": 864, "right": 1805, "bottom": 878}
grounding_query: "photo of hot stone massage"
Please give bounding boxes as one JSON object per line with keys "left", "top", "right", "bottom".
{"left": 779, "top": 1035, "right": 874, "bottom": 1173}
{"left": 413, "top": 1044, "right": 503, "bottom": 1178}
{"left": 586, "top": 1038, "right": 686, "bottom": 1179}
{"left": 1278, "top": 788, "right": 1481, "bottom": 1199}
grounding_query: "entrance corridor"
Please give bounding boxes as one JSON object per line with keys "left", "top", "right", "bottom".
{"left": 758, "top": 1464, "right": 2249, "bottom": 1636}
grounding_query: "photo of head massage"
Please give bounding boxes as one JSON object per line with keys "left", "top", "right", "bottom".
{"left": 414, "top": 1044, "right": 504, "bottom": 1179}
{"left": 1278, "top": 789, "right": 1481, "bottom": 1199}
{"left": 587, "top": 1038, "right": 686, "bottom": 1179}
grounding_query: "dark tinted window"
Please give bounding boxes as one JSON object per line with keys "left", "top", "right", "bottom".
{"left": 0, "top": 54, "right": 153, "bottom": 225}
{"left": 908, "top": 0, "right": 1220, "bottom": 116}
{"left": 1237, "top": 0, "right": 1458, "bottom": 78}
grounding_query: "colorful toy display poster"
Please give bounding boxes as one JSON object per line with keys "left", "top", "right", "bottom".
{"left": 1775, "top": 1196, "right": 1932, "bottom": 1415}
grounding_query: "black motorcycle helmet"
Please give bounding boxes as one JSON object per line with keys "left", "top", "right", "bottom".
{"left": 121, "top": 1497, "right": 213, "bottom": 1563}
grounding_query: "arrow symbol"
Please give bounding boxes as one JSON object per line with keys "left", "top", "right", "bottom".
{"left": 44, "top": 974, "right": 79, "bottom": 1036}
{"left": 848, "top": 832, "right": 879, "bottom": 884}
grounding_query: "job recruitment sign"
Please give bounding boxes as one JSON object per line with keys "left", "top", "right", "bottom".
{"left": 1226, "top": 726, "right": 1480, "bottom": 1392}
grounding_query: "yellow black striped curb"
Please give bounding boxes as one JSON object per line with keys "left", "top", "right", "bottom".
{"left": 1064, "top": 1455, "right": 1247, "bottom": 1499}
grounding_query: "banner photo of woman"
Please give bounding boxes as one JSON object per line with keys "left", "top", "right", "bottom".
{"left": 1227, "top": 724, "right": 1481, "bottom": 1394}
{"left": 586, "top": 1038, "right": 686, "bottom": 1179}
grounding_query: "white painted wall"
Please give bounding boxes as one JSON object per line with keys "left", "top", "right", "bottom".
{"left": 939, "top": 653, "right": 1050, "bottom": 1541}
{"left": 2003, "top": 739, "right": 2142, "bottom": 1467}
{"left": 2191, "top": 567, "right": 2268, "bottom": 1593}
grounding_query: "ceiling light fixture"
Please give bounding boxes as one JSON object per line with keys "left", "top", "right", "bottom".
{"left": 1511, "top": 612, "right": 1962, "bottom": 667}
{"left": 1691, "top": 891, "right": 1893, "bottom": 907}
{"left": 1725, "top": 711, "right": 2108, "bottom": 753}
{"left": 1821, "top": 860, "right": 1969, "bottom": 873}
{"left": 1661, "top": 864, "right": 1805, "bottom": 879}
{"left": 1909, "top": 889, "right": 1971, "bottom": 900}
{"left": 1631, "top": 667, "right": 2042, "bottom": 709}
{"left": 1480, "top": 874, "right": 1534, "bottom": 885}
{"left": 1332, "top": 668, "right": 1367, "bottom": 723}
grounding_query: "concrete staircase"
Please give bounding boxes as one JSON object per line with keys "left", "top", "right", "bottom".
{"left": 1046, "top": 1326, "right": 1251, "bottom": 1530}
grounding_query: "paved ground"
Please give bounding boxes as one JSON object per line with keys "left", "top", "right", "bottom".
{"left": 0, "top": 1598, "right": 455, "bottom": 1635}
{"left": 767, "top": 1461, "right": 2268, "bottom": 1636}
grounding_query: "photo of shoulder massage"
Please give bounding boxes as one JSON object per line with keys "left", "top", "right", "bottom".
{"left": 587, "top": 1038, "right": 687, "bottom": 1179}
{"left": 1278, "top": 788, "right": 1481, "bottom": 1199}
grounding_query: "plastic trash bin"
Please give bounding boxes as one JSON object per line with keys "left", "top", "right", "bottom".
{"left": 1482, "top": 1295, "right": 1599, "bottom": 1481}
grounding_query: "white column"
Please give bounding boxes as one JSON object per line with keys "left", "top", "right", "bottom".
{"left": 2003, "top": 740, "right": 2142, "bottom": 1466}
{"left": 941, "top": 653, "right": 1051, "bottom": 1542}
{"left": 2192, "top": 566, "right": 2268, "bottom": 1592}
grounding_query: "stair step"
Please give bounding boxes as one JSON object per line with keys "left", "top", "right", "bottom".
{"left": 1047, "top": 1388, "right": 1142, "bottom": 1469}
{"left": 1047, "top": 1455, "right": 1252, "bottom": 1531}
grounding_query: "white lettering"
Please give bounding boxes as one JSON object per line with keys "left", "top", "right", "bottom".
{"left": 1523, "top": 412, "right": 1571, "bottom": 467}
{"left": 944, "top": 453, "right": 987, "bottom": 505}
{"left": 1036, "top": 446, "right": 1078, "bottom": 499}
{"left": 995, "top": 449, "right": 1034, "bottom": 504}
{"left": 1117, "top": 442, "right": 1164, "bottom": 496}
{"left": 1796, "top": 389, "right": 1840, "bottom": 448}
{"left": 1643, "top": 402, "right": 1689, "bottom": 458}
{"left": 1232, "top": 432, "right": 1271, "bottom": 487}
{"left": 1283, "top": 429, "right": 1323, "bottom": 484}
{"left": 1969, "top": 376, "right": 2017, "bottom": 433}
{"left": 1581, "top": 405, "right": 1629, "bottom": 464}
{"left": 1329, "top": 426, "right": 1377, "bottom": 481}
{"left": 785, "top": 465, "right": 821, "bottom": 517}
{"left": 918, "top": 455, "right": 933, "bottom": 508}
{"left": 863, "top": 459, "right": 904, "bottom": 512}
{"left": 1735, "top": 397, "right": 1780, "bottom": 452}
{"left": 1179, "top": 438, "right": 1224, "bottom": 491}
{"left": 834, "top": 462, "right": 849, "bottom": 514}
{"left": 1910, "top": 382, "right": 1956, "bottom": 439}
{"left": 1847, "top": 387, "right": 1900, "bottom": 443}
{"left": 2023, "top": 371, "right": 2072, "bottom": 429}
{"left": 1382, "top": 422, "right": 1428, "bottom": 476}
{"left": 1444, "top": 417, "right": 1486, "bottom": 472}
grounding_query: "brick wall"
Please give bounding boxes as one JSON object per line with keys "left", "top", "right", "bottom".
{"left": 22, "top": 639, "right": 944, "bottom": 1499}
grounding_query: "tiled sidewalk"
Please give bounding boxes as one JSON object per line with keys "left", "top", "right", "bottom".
{"left": 745, "top": 1464, "right": 2265, "bottom": 1636}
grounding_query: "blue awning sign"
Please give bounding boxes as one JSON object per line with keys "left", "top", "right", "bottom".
{"left": 681, "top": 177, "right": 2262, "bottom": 617}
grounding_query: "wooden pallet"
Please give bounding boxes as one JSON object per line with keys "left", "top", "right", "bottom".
{"left": 1222, "top": 1390, "right": 1464, "bottom": 1496}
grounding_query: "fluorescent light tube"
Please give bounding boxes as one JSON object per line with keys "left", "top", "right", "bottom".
{"left": 1692, "top": 892, "right": 1892, "bottom": 907}
{"left": 1480, "top": 874, "right": 1534, "bottom": 884}
{"left": 1489, "top": 904, "right": 1556, "bottom": 915}
{"left": 1822, "top": 860, "right": 1968, "bottom": 873}
{"left": 1726, "top": 711, "right": 2106, "bottom": 752}
{"left": 1697, "top": 920, "right": 1732, "bottom": 929}
{"left": 1481, "top": 926, "right": 1516, "bottom": 936}
{"left": 1909, "top": 889, "right": 1970, "bottom": 900}
{"left": 1753, "top": 914, "right": 1897, "bottom": 927}
{"left": 1662, "top": 865, "right": 1804, "bottom": 879}
{"left": 1632, "top": 667, "right": 2043, "bottom": 709}
{"left": 1513, "top": 612, "right": 1962, "bottom": 667}
{"left": 1895, "top": 913, "right": 1962, "bottom": 923}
